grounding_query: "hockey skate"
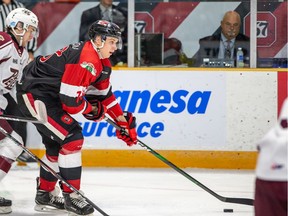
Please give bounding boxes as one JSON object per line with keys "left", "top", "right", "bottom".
{"left": 0, "top": 197, "right": 12, "bottom": 214}
{"left": 34, "top": 178, "right": 65, "bottom": 213}
{"left": 63, "top": 192, "right": 94, "bottom": 216}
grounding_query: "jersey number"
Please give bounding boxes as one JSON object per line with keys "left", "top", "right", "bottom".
{"left": 40, "top": 46, "right": 69, "bottom": 62}
{"left": 3, "top": 68, "right": 19, "bottom": 90}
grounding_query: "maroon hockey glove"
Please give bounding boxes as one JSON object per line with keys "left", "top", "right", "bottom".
{"left": 116, "top": 112, "right": 138, "bottom": 146}
{"left": 83, "top": 99, "right": 107, "bottom": 122}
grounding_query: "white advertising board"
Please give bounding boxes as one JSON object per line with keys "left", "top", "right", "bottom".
{"left": 26, "top": 70, "right": 277, "bottom": 151}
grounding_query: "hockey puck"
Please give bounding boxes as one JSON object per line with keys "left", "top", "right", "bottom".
{"left": 223, "top": 209, "right": 233, "bottom": 213}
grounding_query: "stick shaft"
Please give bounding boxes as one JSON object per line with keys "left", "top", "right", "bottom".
{"left": 0, "top": 115, "right": 41, "bottom": 123}
{"left": 105, "top": 116, "right": 254, "bottom": 206}
{"left": 138, "top": 139, "right": 254, "bottom": 205}
{"left": 0, "top": 126, "right": 109, "bottom": 216}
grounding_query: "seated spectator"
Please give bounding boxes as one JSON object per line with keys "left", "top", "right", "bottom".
{"left": 193, "top": 11, "right": 250, "bottom": 67}
{"left": 164, "top": 38, "right": 183, "bottom": 65}
{"left": 163, "top": 38, "right": 193, "bottom": 66}
{"left": 79, "top": 0, "right": 127, "bottom": 66}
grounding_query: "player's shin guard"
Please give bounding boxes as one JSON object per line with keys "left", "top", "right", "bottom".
{"left": 0, "top": 131, "right": 23, "bottom": 180}
{"left": 58, "top": 135, "right": 83, "bottom": 193}
{"left": 58, "top": 150, "right": 82, "bottom": 193}
{"left": 0, "top": 131, "right": 23, "bottom": 160}
{"left": 58, "top": 147, "right": 94, "bottom": 215}
{"left": 38, "top": 154, "right": 59, "bottom": 191}
{"left": 0, "top": 155, "right": 13, "bottom": 180}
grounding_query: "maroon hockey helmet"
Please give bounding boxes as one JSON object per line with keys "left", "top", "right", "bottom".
{"left": 88, "top": 20, "right": 122, "bottom": 49}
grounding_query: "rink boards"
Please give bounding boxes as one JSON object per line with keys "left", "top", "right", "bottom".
{"left": 27, "top": 68, "right": 287, "bottom": 169}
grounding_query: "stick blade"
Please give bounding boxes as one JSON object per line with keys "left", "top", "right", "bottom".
{"left": 34, "top": 100, "right": 48, "bottom": 123}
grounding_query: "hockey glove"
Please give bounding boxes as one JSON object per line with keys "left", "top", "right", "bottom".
{"left": 83, "top": 99, "right": 107, "bottom": 122}
{"left": 116, "top": 111, "right": 138, "bottom": 146}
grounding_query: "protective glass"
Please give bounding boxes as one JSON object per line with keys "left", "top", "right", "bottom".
{"left": 116, "top": 36, "right": 123, "bottom": 50}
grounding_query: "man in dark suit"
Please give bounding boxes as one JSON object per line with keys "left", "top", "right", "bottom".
{"left": 79, "top": 0, "right": 127, "bottom": 66}
{"left": 194, "top": 11, "right": 250, "bottom": 67}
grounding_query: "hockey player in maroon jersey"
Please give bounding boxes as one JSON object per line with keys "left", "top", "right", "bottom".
{"left": 0, "top": 8, "right": 38, "bottom": 214}
{"left": 16, "top": 20, "right": 138, "bottom": 215}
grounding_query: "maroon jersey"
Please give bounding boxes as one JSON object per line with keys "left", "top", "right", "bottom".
{"left": 20, "top": 41, "right": 122, "bottom": 119}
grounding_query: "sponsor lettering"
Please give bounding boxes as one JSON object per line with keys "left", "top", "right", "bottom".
{"left": 80, "top": 89, "right": 211, "bottom": 138}
{"left": 80, "top": 121, "right": 164, "bottom": 138}
{"left": 115, "top": 89, "right": 211, "bottom": 114}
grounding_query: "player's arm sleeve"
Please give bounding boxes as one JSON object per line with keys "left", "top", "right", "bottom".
{"left": 59, "top": 64, "right": 93, "bottom": 115}
{"left": 86, "top": 79, "right": 123, "bottom": 120}
{"left": 103, "top": 93, "right": 123, "bottom": 120}
{"left": 0, "top": 33, "right": 13, "bottom": 109}
{"left": 0, "top": 33, "right": 13, "bottom": 60}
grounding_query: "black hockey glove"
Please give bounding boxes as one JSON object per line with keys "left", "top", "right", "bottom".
{"left": 83, "top": 99, "right": 107, "bottom": 122}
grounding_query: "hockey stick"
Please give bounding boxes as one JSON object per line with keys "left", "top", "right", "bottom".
{"left": 105, "top": 115, "right": 254, "bottom": 206}
{"left": 0, "top": 115, "right": 43, "bottom": 124}
{"left": 0, "top": 100, "right": 47, "bottom": 124}
{"left": 0, "top": 127, "right": 108, "bottom": 216}
{"left": 0, "top": 102, "right": 109, "bottom": 216}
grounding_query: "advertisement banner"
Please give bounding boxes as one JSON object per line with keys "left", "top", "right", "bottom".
{"left": 27, "top": 70, "right": 278, "bottom": 153}
{"left": 76, "top": 70, "right": 226, "bottom": 150}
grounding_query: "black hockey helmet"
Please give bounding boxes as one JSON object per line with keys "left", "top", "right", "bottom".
{"left": 88, "top": 20, "right": 122, "bottom": 49}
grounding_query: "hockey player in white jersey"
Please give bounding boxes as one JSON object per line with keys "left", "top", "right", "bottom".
{"left": 0, "top": 8, "right": 43, "bottom": 214}
{"left": 254, "top": 97, "right": 288, "bottom": 216}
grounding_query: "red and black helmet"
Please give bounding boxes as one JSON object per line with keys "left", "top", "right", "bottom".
{"left": 88, "top": 20, "right": 122, "bottom": 49}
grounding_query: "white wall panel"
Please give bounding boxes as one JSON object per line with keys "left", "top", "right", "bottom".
{"left": 26, "top": 70, "right": 278, "bottom": 152}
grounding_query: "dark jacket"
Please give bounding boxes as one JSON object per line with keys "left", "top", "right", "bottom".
{"left": 79, "top": 4, "right": 127, "bottom": 66}
{"left": 194, "top": 33, "right": 250, "bottom": 67}
{"left": 79, "top": 5, "right": 103, "bottom": 42}
{"left": 80, "top": 5, "right": 128, "bottom": 42}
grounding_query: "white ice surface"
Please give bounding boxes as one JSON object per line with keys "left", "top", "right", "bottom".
{"left": 1, "top": 166, "right": 255, "bottom": 216}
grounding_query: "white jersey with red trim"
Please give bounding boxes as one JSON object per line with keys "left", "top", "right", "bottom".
{"left": 256, "top": 98, "right": 288, "bottom": 181}
{"left": 0, "top": 32, "right": 29, "bottom": 110}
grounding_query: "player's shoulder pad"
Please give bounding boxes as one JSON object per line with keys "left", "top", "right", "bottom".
{"left": 0, "top": 32, "right": 12, "bottom": 47}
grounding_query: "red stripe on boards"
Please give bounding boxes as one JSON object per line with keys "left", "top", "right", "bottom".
{"left": 277, "top": 72, "right": 288, "bottom": 117}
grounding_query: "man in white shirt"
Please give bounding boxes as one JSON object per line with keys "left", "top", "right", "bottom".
{"left": 193, "top": 11, "right": 250, "bottom": 67}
